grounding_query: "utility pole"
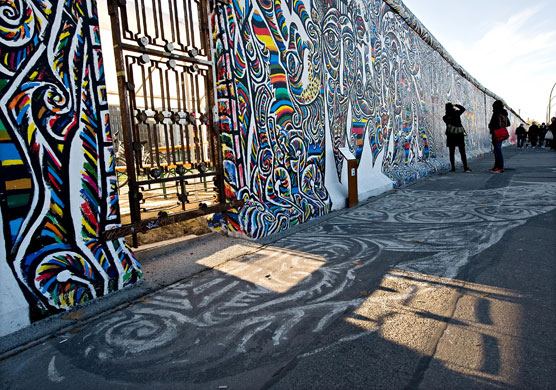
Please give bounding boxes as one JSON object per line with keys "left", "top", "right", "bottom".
{"left": 548, "top": 82, "right": 556, "bottom": 123}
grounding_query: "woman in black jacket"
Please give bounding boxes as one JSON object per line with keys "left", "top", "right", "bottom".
{"left": 443, "top": 103, "right": 471, "bottom": 172}
{"left": 488, "top": 100, "right": 510, "bottom": 173}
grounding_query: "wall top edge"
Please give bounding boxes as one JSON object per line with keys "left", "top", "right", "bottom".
{"left": 383, "top": 0, "right": 526, "bottom": 123}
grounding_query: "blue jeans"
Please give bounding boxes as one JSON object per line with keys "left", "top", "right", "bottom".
{"left": 493, "top": 141, "right": 504, "bottom": 169}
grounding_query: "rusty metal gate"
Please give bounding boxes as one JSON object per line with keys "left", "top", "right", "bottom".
{"left": 105, "top": 0, "right": 237, "bottom": 246}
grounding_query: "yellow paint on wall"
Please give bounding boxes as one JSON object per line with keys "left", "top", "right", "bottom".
{"left": 69, "top": 289, "right": 76, "bottom": 306}
{"left": 82, "top": 219, "right": 97, "bottom": 236}
{"left": 5, "top": 178, "right": 32, "bottom": 190}
{"left": 52, "top": 203, "right": 64, "bottom": 217}
{"left": 27, "top": 123, "right": 36, "bottom": 143}
{"left": 2, "top": 160, "right": 23, "bottom": 166}
{"left": 83, "top": 149, "right": 95, "bottom": 162}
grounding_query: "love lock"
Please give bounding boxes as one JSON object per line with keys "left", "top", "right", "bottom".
{"left": 138, "top": 36, "right": 149, "bottom": 47}
{"left": 188, "top": 47, "right": 199, "bottom": 57}
{"left": 136, "top": 111, "right": 148, "bottom": 122}
{"left": 189, "top": 64, "right": 199, "bottom": 73}
{"left": 154, "top": 111, "right": 165, "bottom": 123}
{"left": 150, "top": 168, "right": 162, "bottom": 179}
{"left": 197, "top": 162, "right": 208, "bottom": 174}
{"left": 176, "top": 165, "right": 186, "bottom": 175}
{"left": 199, "top": 113, "right": 210, "bottom": 126}
{"left": 140, "top": 54, "right": 150, "bottom": 64}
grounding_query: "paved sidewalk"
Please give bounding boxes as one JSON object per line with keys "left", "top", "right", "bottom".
{"left": 1, "top": 146, "right": 555, "bottom": 389}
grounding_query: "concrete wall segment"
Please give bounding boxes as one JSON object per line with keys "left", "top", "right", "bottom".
{"left": 0, "top": 0, "right": 142, "bottom": 337}
{"left": 213, "top": 0, "right": 523, "bottom": 238}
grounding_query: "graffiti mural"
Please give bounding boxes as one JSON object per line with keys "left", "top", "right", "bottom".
{"left": 214, "top": 0, "right": 519, "bottom": 238}
{"left": 0, "top": 0, "right": 142, "bottom": 335}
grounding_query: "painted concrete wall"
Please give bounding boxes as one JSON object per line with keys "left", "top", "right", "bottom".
{"left": 214, "top": 0, "right": 520, "bottom": 238}
{"left": 0, "top": 0, "right": 142, "bottom": 337}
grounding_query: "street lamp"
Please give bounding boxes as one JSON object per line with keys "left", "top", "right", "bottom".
{"left": 548, "top": 82, "right": 556, "bottom": 123}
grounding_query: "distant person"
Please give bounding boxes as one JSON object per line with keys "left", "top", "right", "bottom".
{"left": 443, "top": 103, "right": 471, "bottom": 172}
{"left": 539, "top": 123, "right": 547, "bottom": 148}
{"left": 528, "top": 122, "right": 539, "bottom": 148}
{"left": 550, "top": 117, "right": 556, "bottom": 151}
{"left": 515, "top": 123, "right": 526, "bottom": 148}
{"left": 488, "top": 100, "right": 510, "bottom": 173}
{"left": 545, "top": 123, "right": 553, "bottom": 149}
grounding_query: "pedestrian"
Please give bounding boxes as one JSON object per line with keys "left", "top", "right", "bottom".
{"left": 550, "top": 117, "right": 556, "bottom": 151}
{"left": 545, "top": 125, "right": 553, "bottom": 149}
{"left": 516, "top": 123, "right": 526, "bottom": 148}
{"left": 539, "top": 123, "right": 547, "bottom": 148}
{"left": 528, "top": 122, "right": 539, "bottom": 148}
{"left": 443, "top": 103, "right": 471, "bottom": 172}
{"left": 488, "top": 100, "right": 510, "bottom": 173}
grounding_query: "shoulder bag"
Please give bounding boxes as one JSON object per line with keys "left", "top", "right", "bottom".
{"left": 492, "top": 127, "right": 509, "bottom": 142}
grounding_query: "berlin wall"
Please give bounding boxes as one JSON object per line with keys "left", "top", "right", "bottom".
{"left": 0, "top": 0, "right": 520, "bottom": 337}
{"left": 214, "top": 0, "right": 520, "bottom": 238}
{"left": 0, "top": 1, "right": 142, "bottom": 336}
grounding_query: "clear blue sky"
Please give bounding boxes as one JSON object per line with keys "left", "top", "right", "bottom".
{"left": 402, "top": 0, "right": 556, "bottom": 123}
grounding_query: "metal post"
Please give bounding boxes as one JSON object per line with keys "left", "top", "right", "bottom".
{"left": 203, "top": 0, "right": 226, "bottom": 204}
{"left": 108, "top": 1, "right": 141, "bottom": 247}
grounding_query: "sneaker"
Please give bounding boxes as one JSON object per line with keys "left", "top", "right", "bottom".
{"left": 450, "top": 168, "right": 456, "bottom": 172}
{"left": 488, "top": 168, "right": 497, "bottom": 172}
{"left": 464, "top": 168, "right": 472, "bottom": 173}
{"left": 489, "top": 168, "right": 503, "bottom": 173}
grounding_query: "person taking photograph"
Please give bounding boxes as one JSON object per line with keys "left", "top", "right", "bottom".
{"left": 443, "top": 103, "right": 471, "bottom": 172}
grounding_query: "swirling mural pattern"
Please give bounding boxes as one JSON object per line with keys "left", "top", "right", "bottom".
{"left": 0, "top": 0, "right": 141, "bottom": 331}
{"left": 215, "top": 0, "right": 519, "bottom": 238}
{"left": 24, "top": 182, "right": 553, "bottom": 386}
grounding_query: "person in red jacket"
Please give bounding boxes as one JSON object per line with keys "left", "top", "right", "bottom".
{"left": 488, "top": 100, "right": 510, "bottom": 173}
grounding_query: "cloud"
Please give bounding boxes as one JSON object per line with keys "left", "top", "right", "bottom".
{"left": 445, "top": 6, "right": 556, "bottom": 121}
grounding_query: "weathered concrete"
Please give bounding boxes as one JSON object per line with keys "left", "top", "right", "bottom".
{"left": 1, "top": 146, "right": 555, "bottom": 389}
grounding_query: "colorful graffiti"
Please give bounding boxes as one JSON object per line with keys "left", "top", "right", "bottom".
{"left": 0, "top": 0, "right": 142, "bottom": 335}
{"left": 215, "top": 0, "right": 519, "bottom": 238}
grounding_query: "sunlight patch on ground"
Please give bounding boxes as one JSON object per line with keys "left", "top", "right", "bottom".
{"left": 346, "top": 269, "right": 522, "bottom": 388}
{"left": 197, "top": 246, "right": 326, "bottom": 293}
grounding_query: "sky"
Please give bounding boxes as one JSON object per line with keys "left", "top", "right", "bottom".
{"left": 402, "top": 0, "right": 556, "bottom": 123}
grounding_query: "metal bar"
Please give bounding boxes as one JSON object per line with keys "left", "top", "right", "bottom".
{"left": 187, "top": 0, "right": 196, "bottom": 51}
{"left": 193, "top": 73, "right": 205, "bottom": 162}
{"left": 118, "top": 43, "right": 213, "bottom": 65}
{"left": 203, "top": 0, "right": 226, "bottom": 203}
{"left": 136, "top": 169, "right": 222, "bottom": 186}
{"left": 108, "top": 1, "right": 142, "bottom": 247}
{"left": 102, "top": 200, "right": 244, "bottom": 241}
{"left": 181, "top": 0, "right": 192, "bottom": 49}
{"left": 168, "top": 0, "right": 177, "bottom": 45}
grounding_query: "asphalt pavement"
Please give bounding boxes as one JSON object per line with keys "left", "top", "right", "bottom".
{"left": 1, "top": 145, "right": 555, "bottom": 389}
